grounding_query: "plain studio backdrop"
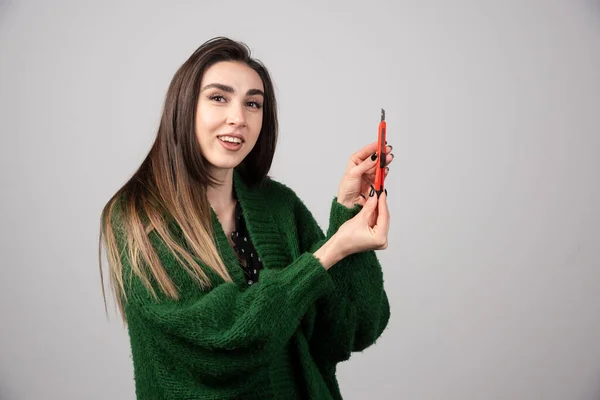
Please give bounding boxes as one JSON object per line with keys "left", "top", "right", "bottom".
{"left": 1, "top": 1, "right": 599, "bottom": 399}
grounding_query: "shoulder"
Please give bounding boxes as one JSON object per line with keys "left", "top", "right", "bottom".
{"left": 258, "top": 176, "right": 305, "bottom": 210}
{"left": 263, "top": 176, "right": 299, "bottom": 197}
{"left": 257, "top": 177, "right": 322, "bottom": 229}
{"left": 234, "top": 168, "right": 304, "bottom": 208}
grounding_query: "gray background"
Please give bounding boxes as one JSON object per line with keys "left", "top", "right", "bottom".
{"left": 1, "top": 1, "right": 599, "bottom": 399}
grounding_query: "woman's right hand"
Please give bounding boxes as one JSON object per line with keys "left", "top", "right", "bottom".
{"left": 335, "top": 187, "right": 390, "bottom": 258}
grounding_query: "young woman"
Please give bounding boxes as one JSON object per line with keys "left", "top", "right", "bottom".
{"left": 100, "top": 36, "right": 394, "bottom": 400}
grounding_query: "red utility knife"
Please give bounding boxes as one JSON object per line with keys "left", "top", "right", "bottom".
{"left": 373, "top": 108, "right": 386, "bottom": 197}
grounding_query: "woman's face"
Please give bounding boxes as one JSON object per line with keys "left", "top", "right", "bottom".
{"left": 195, "top": 61, "right": 264, "bottom": 173}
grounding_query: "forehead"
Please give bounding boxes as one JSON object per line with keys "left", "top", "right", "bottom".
{"left": 201, "top": 61, "right": 264, "bottom": 91}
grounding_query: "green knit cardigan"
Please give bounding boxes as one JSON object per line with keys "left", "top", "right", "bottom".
{"left": 115, "top": 169, "right": 390, "bottom": 399}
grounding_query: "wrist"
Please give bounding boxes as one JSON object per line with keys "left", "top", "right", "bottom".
{"left": 329, "top": 232, "right": 349, "bottom": 260}
{"left": 336, "top": 195, "right": 355, "bottom": 209}
{"left": 313, "top": 234, "right": 346, "bottom": 270}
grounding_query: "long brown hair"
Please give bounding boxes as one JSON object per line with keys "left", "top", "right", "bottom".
{"left": 99, "top": 37, "right": 278, "bottom": 322}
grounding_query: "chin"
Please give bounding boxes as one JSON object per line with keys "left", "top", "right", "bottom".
{"left": 206, "top": 155, "right": 245, "bottom": 171}
{"left": 215, "top": 162, "right": 241, "bottom": 170}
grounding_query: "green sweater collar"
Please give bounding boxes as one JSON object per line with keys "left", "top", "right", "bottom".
{"left": 209, "top": 169, "right": 290, "bottom": 285}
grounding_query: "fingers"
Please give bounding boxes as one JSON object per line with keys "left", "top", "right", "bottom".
{"left": 360, "top": 163, "right": 391, "bottom": 188}
{"left": 376, "top": 190, "right": 390, "bottom": 238}
{"left": 378, "top": 148, "right": 395, "bottom": 168}
{"left": 350, "top": 142, "right": 393, "bottom": 163}
{"left": 351, "top": 150, "right": 381, "bottom": 177}
{"left": 385, "top": 151, "right": 394, "bottom": 166}
{"left": 366, "top": 165, "right": 390, "bottom": 180}
{"left": 355, "top": 148, "right": 394, "bottom": 177}
{"left": 358, "top": 185, "right": 380, "bottom": 219}
{"left": 364, "top": 186, "right": 379, "bottom": 226}
{"left": 350, "top": 141, "right": 379, "bottom": 164}
{"left": 366, "top": 186, "right": 379, "bottom": 207}
{"left": 359, "top": 186, "right": 377, "bottom": 213}
{"left": 356, "top": 187, "right": 390, "bottom": 249}
{"left": 359, "top": 148, "right": 395, "bottom": 174}
{"left": 355, "top": 192, "right": 367, "bottom": 207}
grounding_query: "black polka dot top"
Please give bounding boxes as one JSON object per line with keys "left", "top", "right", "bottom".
{"left": 230, "top": 192, "right": 264, "bottom": 286}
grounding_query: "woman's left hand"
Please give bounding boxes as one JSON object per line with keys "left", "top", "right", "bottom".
{"left": 337, "top": 141, "right": 394, "bottom": 208}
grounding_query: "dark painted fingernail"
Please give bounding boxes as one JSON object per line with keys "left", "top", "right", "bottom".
{"left": 388, "top": 144, "right": 393, "bottom": 150}
{"left": 360, "top": 193, "right": 366, "bottom": 199}
{"left": 369, "top": 186, "right": 375, "bottom": 197}
{"left": 386, "top": 166, "right": 389, "bottom": 172}
{"left": 371, "top": 152, "right": 377, "bottom": 161}
{"left": 384, "top": 189, "right": 388, "bottom": 196}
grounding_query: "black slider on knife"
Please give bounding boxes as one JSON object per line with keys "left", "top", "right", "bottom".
{"left": 379, "top": 108, "right": 386, "bottom": 168}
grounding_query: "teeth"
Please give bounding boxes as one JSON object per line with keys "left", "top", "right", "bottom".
{"left": 219, "top": 136, "right": 242, "bottom": 144}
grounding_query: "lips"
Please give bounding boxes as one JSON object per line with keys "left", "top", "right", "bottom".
{"left": 217, "top": 133, "right": 245, "bottom": 143}
{"left": 217, "top": 136, "right": 243, "bottom": 152}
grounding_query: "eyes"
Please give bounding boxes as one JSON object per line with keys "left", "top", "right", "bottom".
{"left": 208, "top": 94, "right": 263, "bottom": 109}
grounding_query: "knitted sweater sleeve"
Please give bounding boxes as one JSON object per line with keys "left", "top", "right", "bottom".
{"left": 293, "top": 196, "right": 390, "bottom": 364}
{"left": 116, "top": 224, "right": 335, "bottom": 389}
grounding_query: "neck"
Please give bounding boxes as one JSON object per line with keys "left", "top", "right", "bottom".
{"left": 206, "top": 168, "right": 235, "bottom": 216}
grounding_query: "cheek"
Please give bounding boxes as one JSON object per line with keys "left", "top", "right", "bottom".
{"left": 196, "top": 109, "right": 220, "bottom": 138}
{"left": 248, "top": 112, "right": 263, "bottom": 136}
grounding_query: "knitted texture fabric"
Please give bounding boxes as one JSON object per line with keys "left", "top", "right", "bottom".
{"left": 114, "top": 168, "right": 390, "bottom": 399}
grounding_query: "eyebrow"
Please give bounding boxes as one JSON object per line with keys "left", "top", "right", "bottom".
{"left": 201, "top": 83, "right": 264, "bottom": 97}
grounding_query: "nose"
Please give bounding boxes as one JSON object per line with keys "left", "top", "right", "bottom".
{"left": 226, "top": 102, "right": 246, "bottom": 127}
